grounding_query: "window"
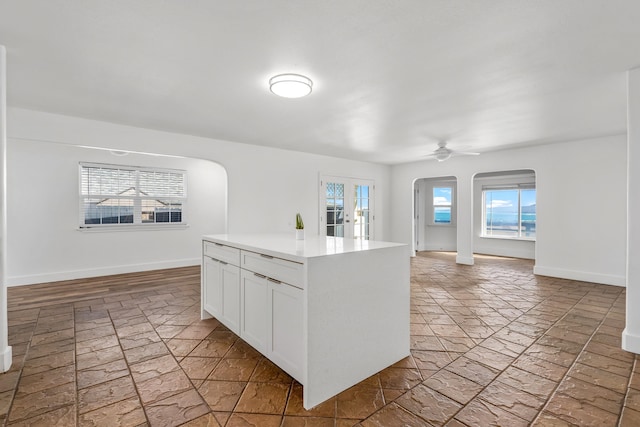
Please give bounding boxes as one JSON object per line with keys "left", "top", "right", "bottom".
{"left": 433, "top": 186, "right": 453, "bottom": 224}
{"left": 79, "top": 163, "right": 186, "bottom": 228}
{"left": 483, "top": 185, "right": 536, "bottom": 239}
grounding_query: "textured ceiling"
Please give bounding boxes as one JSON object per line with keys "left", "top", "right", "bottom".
{"left": 1, "top": 1, "right": 639, "bottom": 164}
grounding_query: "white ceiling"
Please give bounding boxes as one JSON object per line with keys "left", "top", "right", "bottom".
{"left": 1, "top": 1, "right": 639, "bottom": 164}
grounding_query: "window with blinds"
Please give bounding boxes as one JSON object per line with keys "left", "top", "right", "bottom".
{"left": 79, "top": 163, "right": 187, "bottom": 228}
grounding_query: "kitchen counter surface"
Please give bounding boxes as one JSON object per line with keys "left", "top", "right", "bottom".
{"left": 202, "top": 233, "right": 406, "bottom": 263}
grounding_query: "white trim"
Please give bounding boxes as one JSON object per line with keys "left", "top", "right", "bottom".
{"left": 0, "top": 345, "right": 11, "bottom": 372}
{"left": 474, "top": 247, "right": 535, "bottom": 260}
{"left": 622, "top": 328, "right": 640, "bottom": 354}
{"left": 456, "top": 255, "right": 474, "bottom": 265}
{"left": 0, "top": 45, "right": 10, "bottom": 373}
{"left": 7, "top": 258, "right": 200, "bottom": 287}
{"left": 420, "top": 244, "right": 457, "bottom": 252}
{"left": 533, "top": 265, "right": 626, "bottom": 287}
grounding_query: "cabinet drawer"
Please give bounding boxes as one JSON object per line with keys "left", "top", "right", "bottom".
{"left": 241, "top": 251, "right": 304, "bottom": 289}
{"left": 203, "top": 241, "right": 241, "bottom": 266}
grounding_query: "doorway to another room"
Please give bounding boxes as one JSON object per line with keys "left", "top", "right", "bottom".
{"left": 413, "top": 176, "right": 457, "bottom": 254}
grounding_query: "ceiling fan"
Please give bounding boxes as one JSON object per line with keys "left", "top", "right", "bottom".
{"left": 425, "top": 141, "right": 480, "bottom": 162}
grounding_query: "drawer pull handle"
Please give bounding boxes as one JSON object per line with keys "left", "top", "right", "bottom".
{"left": 220, "top": 261, "right": 228, "bottom": 265}
{"left": 268, "top": 278, "right": 282, "bottom": 285}
{"left": 215, "top": 243, "right": 224, "bottom": 247}
{"left": 260, "top": 254, "right": 274, "bottom": 259}
{"left": 254, "top": 273, "right": 266, "bottom": 279}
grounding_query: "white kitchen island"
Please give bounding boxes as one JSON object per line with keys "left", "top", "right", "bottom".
{"left": 201, "top": 233, "right": 410, "bottom": 409}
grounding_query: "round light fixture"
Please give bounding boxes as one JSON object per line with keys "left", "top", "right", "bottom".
{"left": 269, "top": 73, "right": 313, "bottom": 98}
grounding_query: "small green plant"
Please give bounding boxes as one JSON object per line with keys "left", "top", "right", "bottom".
{"left": 295, "top": 213, "right": 304, "bottom": 230}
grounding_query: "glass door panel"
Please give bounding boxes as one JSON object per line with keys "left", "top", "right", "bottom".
{"left": 320, "top": 176, "right": 374, "bottom": 240}
{"left": 353, "top": 183, "right": 371, "bottom": 240}
{"left": 325, "top": 182, "right": 345, "bottom": 237}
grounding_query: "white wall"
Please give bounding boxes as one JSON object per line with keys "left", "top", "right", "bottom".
{"left": 391, "top": 135, "right": 627, "bottom": 286}
{"left": 473, "top": 171, "right": 536, "bottom": 260}
{"left": 7, "top": 108, "right": 391, "bottom": 284}
{"left": 7, "top": 140, "right": 227, "bottom": 285}
{"left": 415, "top": 177, "right": 457, "bottom": 252}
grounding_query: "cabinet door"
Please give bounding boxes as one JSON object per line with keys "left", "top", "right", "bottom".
{"left": 220, "top": 262, "right": 241, "bottom": 334}
{"left": 203, "top": 256, "right": 222, "bottom": 318}
{"left": 240, "top": 271, "right": 268, "bottom": 352}
{"left": 268, "top": 281, "right": 304, "bottom": 381}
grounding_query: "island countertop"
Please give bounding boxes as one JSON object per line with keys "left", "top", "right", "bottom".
{"left": 202, "top": 233, "right": 407, "bottom": 263}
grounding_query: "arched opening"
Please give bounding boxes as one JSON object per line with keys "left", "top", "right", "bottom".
{"left": 473, "top": 169, "right": 536, "bottom": 260}
{"left": 413, "top": 176, "right": 458, "bottom": 255}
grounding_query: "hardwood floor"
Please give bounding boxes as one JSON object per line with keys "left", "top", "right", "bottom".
{"left": 0, "top": 254, "right": 638, "bottom": 426}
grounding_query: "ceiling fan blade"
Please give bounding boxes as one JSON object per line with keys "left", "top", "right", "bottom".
{"left": 450, "top": 151, "right": 480, "bottom": 156}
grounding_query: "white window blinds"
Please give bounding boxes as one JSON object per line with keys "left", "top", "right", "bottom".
{"left": 79, "top": 163, "right": 187, "bottom": 228}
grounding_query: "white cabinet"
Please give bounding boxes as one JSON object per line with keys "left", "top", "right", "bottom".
{"left": 203, "top": 256, "right": 222, "bottom": 318}
{"left": 202, "top": 234, "right": 409, "bottom": 410}
{"left": 240, "top": 261, "right": 303, "bottom": 382}
{"left": 202, "top": 242, "right": 240, "bottom": 335}
{"left": 204, "top": 242, "right": 303, "bottom": 372}
{"left": 268, "top": 279, "right": 303, "bottom": 381}
{"left": 240, "top": 270, "right": 268, "bottom": 352}
{"left": 220, "top": 262, "right": 240, "bottom": 334}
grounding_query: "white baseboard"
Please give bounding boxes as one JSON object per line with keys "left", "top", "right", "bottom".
{"left": 533, "top": 265, "right": 626, "bottom": 287}
{"left": 7, "top": 258, "right": 200, "bottom": 287}
{"left": 456, "top": 255, "right": 474, "bottom": 265}
{"left": 474, "top": 246, "right": 535, "bottom": 260}
{"left": 622, "top": 328, "right": 640, "bottom": 354}
{"left": 420, "top": 244, "right": 457, "bottom": 252}
{"left": 0, "top": 346, "right": 12, "bottom": 372}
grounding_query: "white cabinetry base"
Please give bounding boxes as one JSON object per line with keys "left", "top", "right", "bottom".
{"left": 202, "top": 234, "right": 409, "bottom": 409}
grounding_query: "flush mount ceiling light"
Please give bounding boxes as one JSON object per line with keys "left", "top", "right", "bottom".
{"left": 269, "top": 73, "right": 313, "bottom": 98}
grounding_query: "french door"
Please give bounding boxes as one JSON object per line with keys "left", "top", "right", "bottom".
{"left": 319, "top": 175, "right": 374, "bottom": 240}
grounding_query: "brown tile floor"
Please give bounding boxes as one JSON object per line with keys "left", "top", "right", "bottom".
{"left": 1, "top": 252, "right": 639, "bottom": 426}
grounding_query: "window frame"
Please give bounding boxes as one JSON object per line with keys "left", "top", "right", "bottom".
{"left": 481, "top": 184, "right": 536, "bottom": 241}
{"left": 78, "top": 162, "right": 188, "bottom": 230}
{"left": 432, "top": 185, "right": 455, "bottom": 226}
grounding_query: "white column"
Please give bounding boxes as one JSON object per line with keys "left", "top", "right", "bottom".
{"left": 456, "top": 173, "right": 474, "bottom": 265}
{"left": 623, "top": 68, "right": 640, "bottom": 354}
{"left": 0, "top": 45, "right": 12, "bottom": 371}
{"left": 623, "top": 68, "right": 640, "bottom": 353}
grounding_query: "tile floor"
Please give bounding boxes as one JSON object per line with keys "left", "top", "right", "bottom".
{"left": 0, "top": 252, "right": 639, "bottom": 426}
